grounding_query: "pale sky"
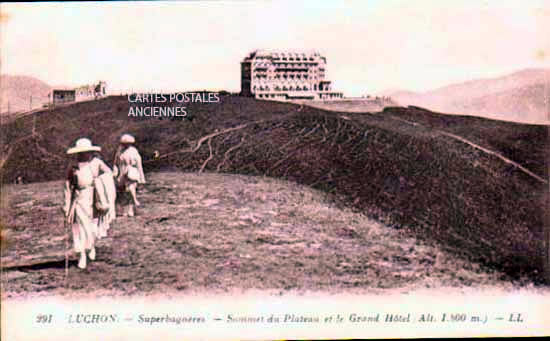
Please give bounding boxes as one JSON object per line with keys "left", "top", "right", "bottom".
{"left": 1, "top": 0, "right": 549, "bottom": 96}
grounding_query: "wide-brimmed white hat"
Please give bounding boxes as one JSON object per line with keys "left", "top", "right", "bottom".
{"left": 67, "top": 138, "right": 101, "bottom": 154}
{"left": 120, "top": 134, "right": 135, "bottom": 144}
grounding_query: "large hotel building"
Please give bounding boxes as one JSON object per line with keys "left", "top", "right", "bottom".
{"left": 241, "top": 50, "right": 344, "bottom": 101}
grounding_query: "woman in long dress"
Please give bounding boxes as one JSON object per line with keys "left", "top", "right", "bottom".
{"left": 113, "top": 134, "right": 146, "bottom": 217}
{"left": 64, "top": 138, "right": 112, "bottom": 269}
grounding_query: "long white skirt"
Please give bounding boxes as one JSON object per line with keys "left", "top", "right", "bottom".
{"left": 71, "top": 189, "right": 98, "bottom": 253}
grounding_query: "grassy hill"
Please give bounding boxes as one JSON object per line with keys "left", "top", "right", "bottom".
{"left": 3, "top": 172, "right": 524, "bottom": 297}
{"left": 1, "top": 95, "right": 548, "bottom": 282}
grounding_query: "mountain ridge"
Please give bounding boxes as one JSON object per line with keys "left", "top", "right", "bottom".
{"left": 380, "top": 68, "right": 550, "bottom": 124}
{"left": 0, "top": 74, "right": 52, "bottom": 114}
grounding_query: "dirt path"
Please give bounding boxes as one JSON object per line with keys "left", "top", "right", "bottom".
{"left": 439, "top": 131, "right": 548, "bottom": 184}
{"left": 0, "top": 172, "right": 532, "bottom": 299}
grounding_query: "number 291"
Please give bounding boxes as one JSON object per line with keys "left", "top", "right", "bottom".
{"left": 36, "top": 314, "right": 52, "bottom": 323}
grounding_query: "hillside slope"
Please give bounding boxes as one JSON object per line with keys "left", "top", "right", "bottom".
{"left": 385, "top": 68, "right": 550, "bottom": 124}
{"left": 0, "top": 75, "right": 52, "bottom": 114}
{"left": 455, "top": 82, "right": 548, "bottom": 123}
{"left": 0, "top": 95, "right": 548, "bottom": 281}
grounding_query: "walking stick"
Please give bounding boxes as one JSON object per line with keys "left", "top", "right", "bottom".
{"left": 64, "top": 195, "right": 75, "bottom": 287}
{"left": 64, "top": 216, "right": 69, "bottom": 286}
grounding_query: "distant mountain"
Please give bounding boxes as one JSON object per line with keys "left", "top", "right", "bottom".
{"left": 382, "top": 68, "right": 550, "bottom": 124}
{"left": 0, "top": 75, "right": 52, "bottom": 114}
{"left": 452, "top": 82, "right": 548, "bottom": 123}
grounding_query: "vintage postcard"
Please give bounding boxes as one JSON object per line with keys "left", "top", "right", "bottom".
{"left": 1, "top": 0, "right": 549, "bottom": 340}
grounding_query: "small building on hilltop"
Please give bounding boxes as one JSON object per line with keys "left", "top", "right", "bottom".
{"left": 94, "top": 81, "right": 107, "bottom": 97}
{"left": 52, "top": 89, "right": 76, "bottom": 104}
{"left": 52, "top": 81, "right": 107, "bottom": 105}
{"left": 241, "top": 50, "right": 343, "bottom": 101}
{"left": 75, "top": 84, "right": 95, "bottom": 101}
